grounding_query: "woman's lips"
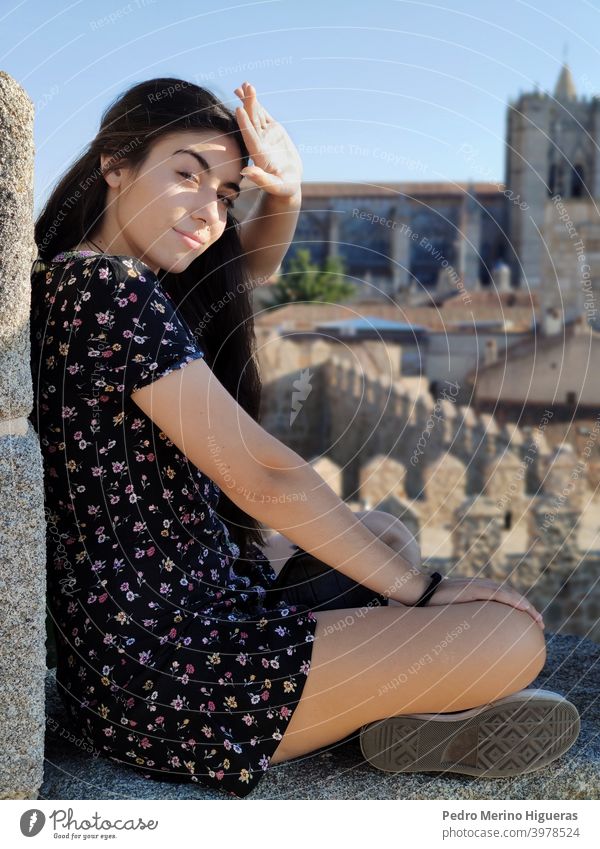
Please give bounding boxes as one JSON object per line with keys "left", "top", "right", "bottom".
{"left": 173, "top": 228, "right": 207, "bottom": 249}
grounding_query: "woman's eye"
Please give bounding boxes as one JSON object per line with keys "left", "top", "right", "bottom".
{"left": 178, "top": 171, "right": 234, "bottom": 208}
{"left": 177, "top": 171, "right": 198, "bottom": 184}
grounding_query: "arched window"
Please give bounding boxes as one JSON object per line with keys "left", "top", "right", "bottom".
{"left": 548, "top": 163, "right": 557, "bottom": 196}
{"left": 571, "top": 164, "right": 585, "bottom": 198}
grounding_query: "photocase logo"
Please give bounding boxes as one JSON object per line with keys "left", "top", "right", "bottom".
{"left": 20, "top": 809, "right": 46, "bottom": 837}
{"left": 290, "top": 368, "right": 313, "bottom": 426}
{"left": 18, "top": 807, "right": 159, "bottom": 838}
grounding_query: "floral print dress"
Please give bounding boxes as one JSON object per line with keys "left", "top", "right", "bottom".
{"left": 29, "top": 250, "right": 318, "bottom": 798}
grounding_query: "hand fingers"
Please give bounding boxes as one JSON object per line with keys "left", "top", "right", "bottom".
{"left": 260, "top": 105, "right": 275, "bottom": 124}
{"left": 234, "top": 81, "right": 265, "bottom": 133}
{"left": 234, "top": 105, "right": 261, "bottom": 153}
{"left": 243, "top": 82, "right": 262, "bottom": 133}
{"left": 245, "top": 82, "right": 268, "bottom": 129}
{"left": 233, "top": 82, "right": 257, "bottom": 131}
{"left": 463, "top": 578, "right": 545, "bottom": 629}
{"left": 239, "top": 165, "right": 285, "bottom": 193}
{"left": 452, "top": 579, "right": 545, "bottom": 630}
{"left": 491, "top": 588, "right": 545, "bottom": 629}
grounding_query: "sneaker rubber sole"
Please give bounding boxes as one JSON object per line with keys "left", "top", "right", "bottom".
{"left": 359, "top": 688, "right": 580, "bottom": 778}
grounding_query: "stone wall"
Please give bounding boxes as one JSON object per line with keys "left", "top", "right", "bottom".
{"left": 0, "top": 72, "right": 47, "bottom": 799}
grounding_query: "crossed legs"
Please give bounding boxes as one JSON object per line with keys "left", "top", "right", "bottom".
{"left": 266, "top": 511, "right": 546, "bottom": 765}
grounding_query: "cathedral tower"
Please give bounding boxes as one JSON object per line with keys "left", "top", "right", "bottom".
{"left": 505, "top": 63, "right": 600, "bottom": 290}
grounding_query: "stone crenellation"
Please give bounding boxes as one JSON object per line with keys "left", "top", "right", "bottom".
{"left": 259, "top": 347, "right": 600, "bottom": 643}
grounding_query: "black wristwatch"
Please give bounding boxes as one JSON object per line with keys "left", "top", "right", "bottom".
{"left": 414, "top": 571, "right": 444, "bottom": 607}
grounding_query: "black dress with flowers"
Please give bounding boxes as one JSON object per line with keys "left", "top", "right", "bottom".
{"left": 29, "top": 249, "right": 318, "bottom": 798}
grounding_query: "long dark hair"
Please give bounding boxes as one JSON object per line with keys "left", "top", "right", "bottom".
{"left": 34, "top": 76, "right": 268, "bottom": 561}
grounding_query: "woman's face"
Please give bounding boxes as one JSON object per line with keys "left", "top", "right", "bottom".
{"left": 97, "top": 129, "right": 244, "bottom": 274}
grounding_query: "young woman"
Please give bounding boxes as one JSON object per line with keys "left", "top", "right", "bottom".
{"left": 30, "top": 77, "right": 578, "bottom": 799}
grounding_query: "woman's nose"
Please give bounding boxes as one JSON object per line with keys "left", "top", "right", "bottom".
{"left": 192, "top": 196, "right": 221, "bottom": 226}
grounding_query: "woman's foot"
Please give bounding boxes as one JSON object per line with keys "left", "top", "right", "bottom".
{"left": 359, "top": 688, "right": 580, "bottom": 778}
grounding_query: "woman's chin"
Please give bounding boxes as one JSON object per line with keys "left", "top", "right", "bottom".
{"left": 160, "top": 254, "right": 198, "bottom": 274}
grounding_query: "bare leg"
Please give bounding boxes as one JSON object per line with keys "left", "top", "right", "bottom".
{"left": 270, "top": 600, "right": 546, "bottom": 764}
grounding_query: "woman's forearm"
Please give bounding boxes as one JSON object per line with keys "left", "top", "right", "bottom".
{"left": 238, "top": 189, "right": 302, "bottom": 283}
{"left": 233, "top": 456, "right": 428, "bottom": 605}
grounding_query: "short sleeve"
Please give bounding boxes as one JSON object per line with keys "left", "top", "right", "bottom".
{"left": 71, "top": 255, "right": 205, "bottom": 398}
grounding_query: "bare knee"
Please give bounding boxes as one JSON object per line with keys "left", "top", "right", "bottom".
{"left": 470, "top": 600, "right": 547, "bottom": 693}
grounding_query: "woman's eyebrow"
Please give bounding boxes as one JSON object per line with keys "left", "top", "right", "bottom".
{"left": 172, "top": 148, "right": 241, "bottom": 194}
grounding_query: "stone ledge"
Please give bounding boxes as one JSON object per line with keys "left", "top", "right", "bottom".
{"left": 39, "top": 633, "right": 599, "bottom": 800}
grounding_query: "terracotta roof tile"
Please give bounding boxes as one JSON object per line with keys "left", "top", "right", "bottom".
{"left": 254, "top": 301, "right": 535, "bottom": 332}
{"left": 299, "top": 181, "right": 506, "bottom": 198}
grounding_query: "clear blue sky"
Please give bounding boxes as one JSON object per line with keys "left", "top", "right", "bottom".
{"left": 2, "top": 0, "right": 598, "bottom": 215}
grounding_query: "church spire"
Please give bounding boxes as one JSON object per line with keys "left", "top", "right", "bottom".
{"left": 554, "top": 62, "right": 577, "bottom": 101}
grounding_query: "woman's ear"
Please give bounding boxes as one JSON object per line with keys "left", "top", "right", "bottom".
{"left": 99, "top": 153, "right": 124, "bottom": 188}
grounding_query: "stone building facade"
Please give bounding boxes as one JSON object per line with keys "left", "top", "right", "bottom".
{"left": 288, "top": 180, "right": 507, "bottom": 299}
{"left": 469, "top": 316, "right": 600, "bottom": 422}
{"left": 273, "top": 64, "right": 600, "bottom": 314}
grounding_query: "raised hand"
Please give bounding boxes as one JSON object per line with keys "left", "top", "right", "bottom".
{"left": 233, "top": 81, "right": 302, "bottom": 199}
